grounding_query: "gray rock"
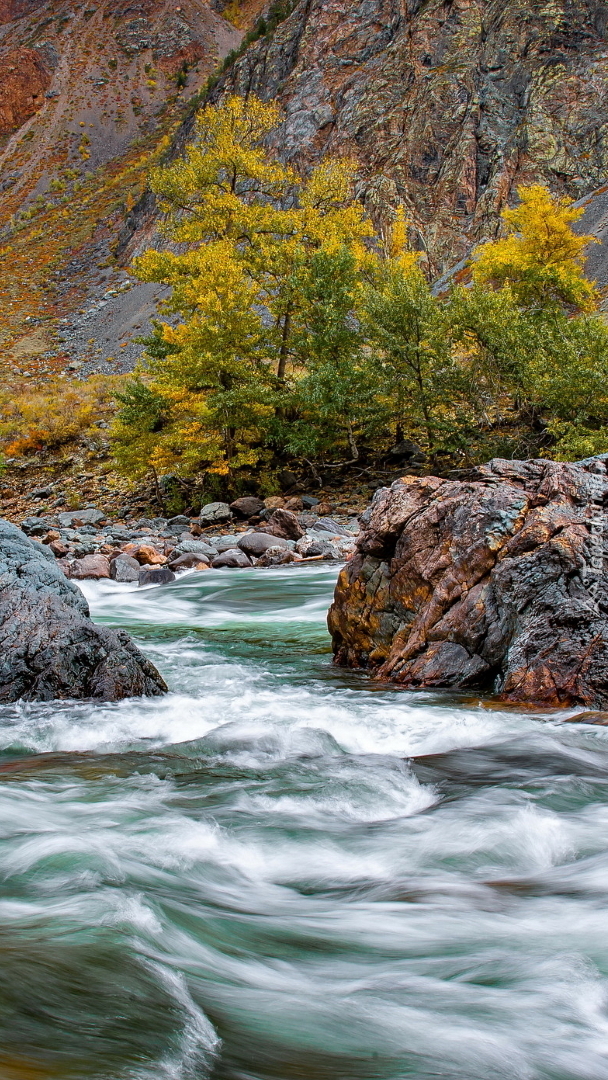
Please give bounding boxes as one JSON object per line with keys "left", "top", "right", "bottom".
{"left": 57, "top": 508, "right": 105, "bottom": 527}
{"left": 20, "top": 516, "right": 55, "bottom": 536}
{"left": 138, "top": 566, "right": 176, "bottom": 587}
{"left": 212, "top": 549, "right": 252, "bottom": 568}
{"left": 173, "top": 539, "right": 217, "bottom": 557}
{"left": 199, "top": 501, "right": 233, "bottom": 525}
{"left": 296, "top": 534, "right": 340, "bottom": 559}
{"left": 301, "top": 495, "right": 320, "bottom": 509}
{"left": 237, "top": 533, "right": 291, "bottom": 557}
{"left": 0, "top": 519, "right": 166, "bottom": 701}
{"left": 313, "top": 517, "right": 354, "bottom": 536}
{"left": 110, "top": 555, "right": 140, "bottom": 582}
{"left": 214, "top": 533, "right": 247, "bottom": 553}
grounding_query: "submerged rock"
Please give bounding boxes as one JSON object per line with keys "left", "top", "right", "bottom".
{"left": 0, "top": 519, "right": 167, "bottom": 702}
{"left": 328, "top": 457, "right": 608, "bottom": 709}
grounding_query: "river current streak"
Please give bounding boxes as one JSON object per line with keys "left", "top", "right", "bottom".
{"left": 1, "top": 566, "right": 608, "bottom": 1080}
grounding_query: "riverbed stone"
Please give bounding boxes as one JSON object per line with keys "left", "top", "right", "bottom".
{"left": 199, "top": 501, "right": 232, "bottom": 525}
{"left": 138, "top": 566, "right": 176, "bottom": 586}
{"left": 256, "top": 546, "right": 299, "bottom": 566}
{"left": 173, "top": 539, "right": 217, "bottom": 557}
{"left": 263, "top": 508, "right": 305, "bottom": 540}
{"left": 69, "top": 554, "right": 111, "bottom": 579}
{"left": 212, "top": 548, "right": 252, "bottom": 568}
{"left": 329, "top": 456, "right": 608, "bottom": 709}
{"left": 134, "top": 544, "right": 166, "bottom": 566}
{"left": 110, "top": 554, "right": 141, "bottom": 582}
{"left": 230, "top": 496, "right": 265, "bottom": 518}
{"left": 237, "top": 532, "right": 291, "bottom": 557}
{"left": 168, "top": 552, "right": 210, "bottom": 571}
{"left": 0, "top": 518, "right": 166, "bottom": 701}
{"left": 57, "top": 508, "right": 105, "bottom": 527}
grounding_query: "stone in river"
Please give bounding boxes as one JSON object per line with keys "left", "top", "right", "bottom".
{"left": 110, "top": 554, "right": 140, "bottom": 582}
{"left": 199, "top": 501, "right": 232, "bottom": 525}
{"left": 138, "top": 566, "right": 176, "bottom": 587}
{"left": 237, "top": 532, "right": 290, "bottom": 557}
{"left": 256, "top": 546, "right": 298, "bottom": 566}
{"left": 263, "top": 508, "right": 305, "bottom": 540}
{"left": 134, "top": 544, "right": 166, "bottom": 566}
{"left": 212, "top": 549, "right": 252, "bottom": 568}
{"left": 214, "top": 534, "right": 247, "bottom": 553}
{"left": 230, "top": 496, "right": 265, "bottom": 519}
{"left": 173, "top": 539, "right": 217, "bottom": 557}
{"left": 169, "top": 552, "right": 210, "bottom": 571}
{"left": 69, "top": 554, "right": 111, "bottom": 579}
{"left": 314, "top": 517, "right": 353, "bottom": 536}
{"left": 296, "top": 535, "right": 339, "bottom": 560}
{"left": 328, "top": 455, "right": 608, "bottom": 709}
{"left": 0, "top": 518, "right": 166, "bottom": 701}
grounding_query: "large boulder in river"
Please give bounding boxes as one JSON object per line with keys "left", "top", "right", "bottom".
{"left": 0, "top": 519, "right": 167, "bottom": 702}
{"left": 328, "top": 456, "right": 608, "bottom": 709}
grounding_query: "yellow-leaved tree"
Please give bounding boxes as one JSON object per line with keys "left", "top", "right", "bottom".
{"left": 472, "top": 184, "right": 598, "bottom": 312}
{"left": 112, "top": 95, "right": 373, "bottom": 483}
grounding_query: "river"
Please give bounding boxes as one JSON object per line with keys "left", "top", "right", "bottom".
{"left": 2, "top": 565, "right": 608, "bottom": 1080}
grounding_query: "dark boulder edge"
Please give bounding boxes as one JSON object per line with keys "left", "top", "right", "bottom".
{"left": 0, "top": 519, "right": 167, "bottom": 702}
{"left": 328, "top": 455, "right": 608, "bottom": 710}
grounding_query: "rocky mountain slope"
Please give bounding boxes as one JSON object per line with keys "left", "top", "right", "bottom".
{"left": 218, "top": 0, "right": 608, "bottom": 276}
{"left": 0, "top": 0, "right": 241, "bottom": 378}
{"left": 3, "top": 0, "right": 608, "bottom": 380}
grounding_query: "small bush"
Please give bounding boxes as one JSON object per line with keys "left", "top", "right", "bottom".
{"left": 0, "top": 376, "right": 123, "bottom": 458}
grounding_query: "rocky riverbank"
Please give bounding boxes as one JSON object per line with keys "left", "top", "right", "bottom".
{"left": 329, "top": 456, "right": 608, "bottom": 710}
{"left": 0, "top": 519, "right": 167, "bottom": 701}
{"left": 18, "top": 494, "right": 359, "bottom": 585}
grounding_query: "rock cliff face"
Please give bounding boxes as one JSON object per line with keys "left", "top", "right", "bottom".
{"left": 0, "top": 519, "right": 167, "bottom": 701}
{"left": 0, "top": 48, "right": 52, "bottom": 136}
{"left": 220, "top": 0, "right": 608, "bottom": 273}
{"left": 328, "top": 457, "right": 608, "bottom": 709}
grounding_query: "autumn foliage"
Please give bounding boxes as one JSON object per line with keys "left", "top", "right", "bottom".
{"left": 101, "top": 96, "right": 608, "bottom": 480}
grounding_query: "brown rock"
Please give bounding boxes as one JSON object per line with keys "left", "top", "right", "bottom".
{"left": 168, "top": 551, "right": 210, "bottom": 571}
{"left": 316, "top": 502, "right": 333, "bottom": 516}
{"left": 264, "top": 496, "right": 285, "bottom": 510}
{"left": 134, "top": 544, "right": 166, "bottom": 566}
{"left": 284, "top": 497, "right": 304, "bottom": 512}
{"left": 68, "top": 554, "right": 111, "bottom": 580}
{"left": 263, "top": 508, "right": 305, "bottom": 541}
{"left": 328, "top": 456, "right": 608, "bottom": 709}
{"left": 230, "top": 496, "right": 265, "bottom": 519}
{"left": 48, "top": 539, "right": 69, "bottom": 558}
{"left": 42, "top": 530, "right": 60, "bottom": 543}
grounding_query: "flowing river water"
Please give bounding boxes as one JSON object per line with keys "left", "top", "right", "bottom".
{"left": 2, "top": 566, "right": 608, "bottom": 1080}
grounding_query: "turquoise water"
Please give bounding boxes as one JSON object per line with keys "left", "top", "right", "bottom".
{"left": 2, "top": 566, "right": 608, "bottom": 1079}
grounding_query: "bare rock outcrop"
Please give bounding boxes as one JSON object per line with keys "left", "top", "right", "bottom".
{"left": 218, "top": 0, "right": 608, "bottom": 274}
{"left": 328, "top": 457, "right": 608, "bottom": 709}
{"left": 0, "top": 519, "right": 167, "bottom": 702}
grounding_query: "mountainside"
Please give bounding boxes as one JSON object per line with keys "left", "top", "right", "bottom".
{"left": 218, "top": 0, "right": 608, "bottom": 276}
{"left": 0, "top": 0, "right": 241, "bottom": 378}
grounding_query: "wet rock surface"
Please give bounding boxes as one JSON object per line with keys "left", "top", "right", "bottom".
{"left": 0, "top": 519, "right": 167, "bottom": 701}
{"left": 328, "top": 456, "right": 608, "bottom": 709}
